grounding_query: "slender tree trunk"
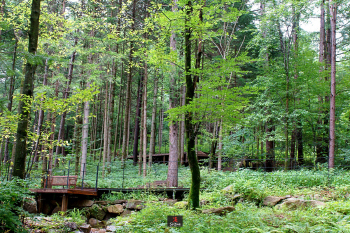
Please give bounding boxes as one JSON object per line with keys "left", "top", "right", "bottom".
{"left": 81, "top": 82, "right": 91, "bottom": 177}
{"left": 328, "top": 0, "right": 336, "bottom": 169}
{"left": 218, "top": 120, "right": 223, "bottom": 171}
{"left": 13, "top": 0, "right": 41, "bottom": 178}
{"left": 102, "top": 82, "right": 109, "bottom": 177}
{"left": 122, "top": 0, "right": 135, "bottom": 162}
{"left": 158, "top": 93, "right": 164, "bottom": 154}
{"left": 133, "top": 76, "right": 143, "bottom": 165}
{"left": 180, "top": 85, "right": 186, "bottom": 165}
{"left": 148, "top": 75, "right": 158, "bottom": 166}
{"left": 74, "top": 103, "right": 82, "bottom": 175}
{"left": 266, "top": 122, "right": 275, "bottom": 172}
{"left": 142, "top": 62, "right": 148, "bottom": 177}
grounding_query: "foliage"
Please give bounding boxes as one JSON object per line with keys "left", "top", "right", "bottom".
{"left": 0, "top": 178, "right": 30, "bottom": 233}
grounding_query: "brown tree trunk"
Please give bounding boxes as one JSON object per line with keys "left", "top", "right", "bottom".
{"left": 122, "top": 0, "right": 135, "bottom": 162}
{"left": 142, "top": 62, "right": 148, "bottom": 177}
{"left": 149, "top": 75, "right": 158, "bottom": 166}
{"left": 13, "top": 0, "right": 41, "bottom": 178}
{"left": 328, "top": 0, "right": 336, "bottom": 168}
{"left": 167, "top": 0, "right": 179, "bottom": 187}
{"left": 133, "top": 76, "right": 143, "bottom": 165}
{"left": 266, "top": 122, "right": 275, "bottom": 172}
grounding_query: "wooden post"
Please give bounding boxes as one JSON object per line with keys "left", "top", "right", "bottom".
{"left": 61, "top": 194, "right": 68, "bottom": 212}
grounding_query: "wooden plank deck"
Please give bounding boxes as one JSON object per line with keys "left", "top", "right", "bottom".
{"left": 30, "top": 188, "right": 98, "bottom": 196}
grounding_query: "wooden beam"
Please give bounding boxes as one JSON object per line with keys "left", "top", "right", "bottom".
{"left": 61, "top": 194, "right": 68, "bottom": 212}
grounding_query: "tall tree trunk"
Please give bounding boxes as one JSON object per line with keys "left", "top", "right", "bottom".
{"left": 13, "top": 0, "right": 41, "bottom": 178}
{"left": 133, "top": 76, "right": 143, "bottom": 165}
{"left": 185, "top": 0, "right": 200, "bottom": 209}
{"left": 81, "top": 82, "right": 91, "bottom": 177}
{"left": 158, "top": 89, "right": 164, "bottom": 154}
{"left": 148, "top": 75, "right": 158, "bottom": 166}
{"left": 122, "top": 0, "right": 135, "bottom": 162}
{"left": 167, "top": 0, "right": 179, "bottom": 187}
{"left": 142, "top": 63, "right": 148, "bottom": 177}
{"left": 102, "top": 82, "right": 109, "bottom": 177}
{"left": 328, "top": 0, "right": 336, "bottom": 169}
{"left": 316, "top": 0, "right": 327, "bottom": 164}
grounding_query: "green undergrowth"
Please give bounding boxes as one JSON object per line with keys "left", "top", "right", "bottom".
{"left": 110, "top": 201, "right": 350, "bottom": 232}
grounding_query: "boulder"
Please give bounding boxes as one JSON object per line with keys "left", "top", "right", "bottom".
{"left": 89, "top": 218, "right": 104, "bottom": 228}
{"left": 276, "top": 198, "right": 326, "bottom": 209}
{"left": 23, "top": 197, "right": 37, "bottom": 213}
{"left": 126, "top": 200, "right": 144, "bottom": 210}
{"left": 90, "top": 228, "right": 106, "bottom": 233}
{"left": 107, "top": 204, "right": 124, "bottom": 214}
{"left": 202, "top": 206, "right": 235, "bottom": 215}
{"left": 106, "top": 225, "right": 119, "bottom": 232}
{"left": 79, "top": 224, "right": 91, "bottom": 233}
{"left": 263, "top": 196, "right": 287, "bottom": 206}
{"left": 90, "top": 204, "right": 106, "bottom": 220}
{"left": 64, "top": 222, "right": 78, "bottom": 231}
{"left": 120, "top": 209, "right": 133, "bottom": 217}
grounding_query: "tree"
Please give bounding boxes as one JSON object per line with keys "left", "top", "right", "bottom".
{"left": 13, "top": 0, "right": 41, "bottom": 178}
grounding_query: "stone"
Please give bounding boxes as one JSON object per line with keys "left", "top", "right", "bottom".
{"left": 306, "top": 200, "right": 326, "bottom": 207}
{"left": 79, "top": 223, "right": 91, "bottom": 233}
{"left": 90, "top": 204, "right": 106, "bottom": 220}
{"left": 111, "top": 200, "right": 127, "bottom": 205}
{"left": 120, "top": 209, "right": 133, "bottom": 217}
{"left": 202, "top": 206, "right": 235, "bottom": 215}
{"left": 126, "top": 200, "right": 144, "bottom": 210}
{"left": 71, "top": 199, "right": 94, "bottom": 207}
{"left": 89, "top": 218, "right": 104, "bottom": 228}
{"left": 199, "top": 200, "right": 209, "bottom": 206}
{"left": 106, "top": 225, "right": 119, "bottom": 232}
{"left": 263, "top": 196, "right": 287, "bottom": 206}
{"left": 276, "top": 198, "right": 325, "bottom": 209}
{"left": 90, "top": 228, "right": 106, "bottom": 233}
{"left": 222, "top": 185, "right": 234, "bottom": 193}
{"left": 107, "top": 204, "right": 124, "bottom": 214}
{"left": 23, "top": 197, "right": 37, "bottom": 213}
{"left": 65, "top": 222, "right": 78, "bottom": 231}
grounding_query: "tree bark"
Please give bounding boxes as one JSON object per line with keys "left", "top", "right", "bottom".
{"left": 167, "top": 0, "right": 179, "bottom": 187}
{"left": 132, "top": 76, "right": 143, "bottom": 165}
{"left": 142, "top": 62, "right": 148, "bottom": 177}
{"left": 149, "top": 75, "right": 158, "bottom": 166}
{"left": 184, "top": 0, "right": 200, "bottom": 209}
{"left": 328, "top": 0, "right": 336, "bottom": 169}
{"left": 13, "top": 0, "right": 41, "bottom": 178}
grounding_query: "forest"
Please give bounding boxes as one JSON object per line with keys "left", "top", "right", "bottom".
{"left": 0, "top": 0, "right": 350, "bottom": 230}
